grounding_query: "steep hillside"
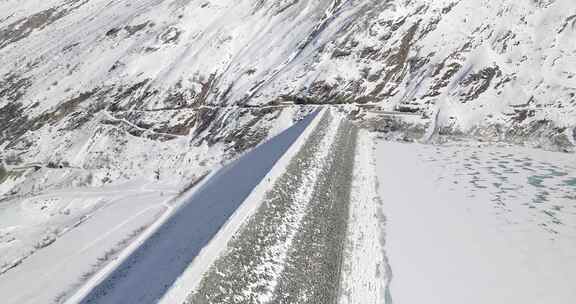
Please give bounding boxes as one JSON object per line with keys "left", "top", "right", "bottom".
{"left": 1, "top": 0, "right": 576, "bottom": 196}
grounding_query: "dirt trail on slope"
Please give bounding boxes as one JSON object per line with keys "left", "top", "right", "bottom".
{"left": 187, "top": 110, "right": 358, "bottom": 304}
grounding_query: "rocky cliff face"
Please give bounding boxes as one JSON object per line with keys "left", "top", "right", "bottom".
{"left": 1, "top": 0, "right": 575, "bottom": 196}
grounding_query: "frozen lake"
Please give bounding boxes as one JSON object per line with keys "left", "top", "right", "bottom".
{"left": 376, "top": 140, "right": 576, "bottom": 304}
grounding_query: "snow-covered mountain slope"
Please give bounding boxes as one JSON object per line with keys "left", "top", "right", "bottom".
{"left": 1, "top": 0, "right": 576, "bottom": 289}
{"left": 0, "top": 0, "right": 333, "bottom": 198}
{"left": 2, "top": 0, "right": 576, "bottom": 191}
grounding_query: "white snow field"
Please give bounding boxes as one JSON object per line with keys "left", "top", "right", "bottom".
{"left": 0, "top": 179, "right": 178, "bottom": 304}
{"left": 375, "top": 140, "right": 576, "bottom": 304}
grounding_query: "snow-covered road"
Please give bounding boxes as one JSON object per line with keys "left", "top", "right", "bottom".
{"left": 187, "top": 109, "right": 359, "bottom": 304}
{"left": 74, "top": 111, "right": 319, "bottom": 304}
